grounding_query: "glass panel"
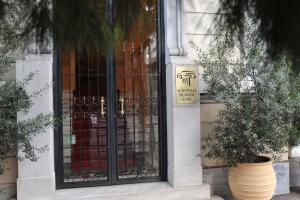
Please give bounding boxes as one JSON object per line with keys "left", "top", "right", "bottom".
{"left": 115, "top": 0, "right": 160, "bottom": 179}
{"left": 59, "top": 0, "right": 161, "bottom": 185}
{"left": 61, "top": 48, "right": 109, "bottom": 183}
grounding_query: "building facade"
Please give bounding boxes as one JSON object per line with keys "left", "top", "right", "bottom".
{"left": 15, "top": 1, "right": 213, "bottom": 199}
{"left": 0, "top": 0, "right": 292, "bottom": 200}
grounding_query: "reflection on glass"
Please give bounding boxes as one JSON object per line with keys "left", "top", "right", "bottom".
{"left": 115, "top": 0, "right": 160, "bottom": 179}
{"left": 61, "top": 49, "right": 109, "bottom": 182}
{"left": 59, "top": 0, "right": 161, "bottom": 184}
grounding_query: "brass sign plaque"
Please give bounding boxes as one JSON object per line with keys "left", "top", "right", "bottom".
{"left": 176, "top": 66, "right": 198, "bottom": 104}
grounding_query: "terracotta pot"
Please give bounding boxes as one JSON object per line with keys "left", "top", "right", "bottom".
{"left": 228, "top": 157, "right": 276, "bottom": 200}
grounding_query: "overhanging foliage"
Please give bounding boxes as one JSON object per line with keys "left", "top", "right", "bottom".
{"left": 0, "top": 0, "right": 155, "bottom": 50}
{"left": 217, "top": 0, "right": 300, "bottom": 73}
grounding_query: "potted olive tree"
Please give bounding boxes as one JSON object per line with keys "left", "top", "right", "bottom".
{"left": 191, "top": 27, "right": 300, "bottom": 200}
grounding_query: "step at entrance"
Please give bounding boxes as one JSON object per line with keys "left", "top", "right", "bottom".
{"left": 44, "top": 183, "right": 212, "bottom": 200}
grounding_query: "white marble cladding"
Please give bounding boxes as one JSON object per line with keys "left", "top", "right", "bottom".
{"left": 273, "top": 162, "right": 290, "bottom": 195}
{"left": 183, "top": 0, "right": 223, "bottom": 93}
{"left": 164, "top": 0, "right": 207, "bottom": 191}
{"left": 0, "top": 184, "right": 16, "bottom": 200}
{"left": 185, "top": 0, "right": 220, "bottom": 13}
{"left": 41, "top": 182, "right": 211, "bottom": 200}
{"left": 25, "top": 33, "right": 53, "bottom": 55}
{"left": 166, "top": 56, "right": 203, "bottom": 187}
{"left": 290, "top": 145, "right": 300, "bottom": 157}
{"left": 290, "top": 157, "right": 300, "bottom": 187}
{"left": 184, "top": 0, "right": 222, "bottom": 55}
{"left": 165, "top": 0, "right": 187, "bottom": 56}
{"left": 16, "top": 54, "right": 55, "bottom": 200}
{"left": 165, "top": 0, "right": 222, "bottom": 58}
{"left": 290, "top": 145, "right": 300, "bottom": 187}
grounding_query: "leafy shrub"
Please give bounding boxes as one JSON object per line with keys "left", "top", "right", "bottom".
{"left": 191, "top": 27, "right": 300, "bottom": 166}
{"left": 0, "top": 8, "right": 54, "bottom": 173}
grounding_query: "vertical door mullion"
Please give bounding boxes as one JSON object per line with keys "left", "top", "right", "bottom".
{"left": 111, "top": 0, "right": 118, "bottom": 184}
{"left": 106, "top": 0, "right": 117, "bottom": 185}
{"left": 157, "top": 0, "right": 167, "bottom": 181}
{"left": 108, "top": 51, "right": 117, "bottom": 184}
{"left": 55, "top": 49, "right": 64, "bottom": 188}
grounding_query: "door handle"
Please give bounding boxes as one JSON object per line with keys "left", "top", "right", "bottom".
{"left": 100, "top": 97, "right": 105, "bottom": 118}
{"left": 119, "top": 96, "right": 125, "bottom": 117}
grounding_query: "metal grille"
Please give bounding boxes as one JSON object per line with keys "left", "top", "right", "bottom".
{"left": 61, "top": 49, "right": 109, "bottom": 183}
{"left": 114, "top": 0, "right": 160, "bottom": 180}
{"left": 115, "top": 40, "right": 160, "bottom": 180}
{"left": 57, "top": 0, "right": 164, "bottom": 187}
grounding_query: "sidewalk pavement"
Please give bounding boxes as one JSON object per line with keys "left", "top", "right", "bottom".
{"left": 272, "top": 188, "right": 300, "bottom": 200}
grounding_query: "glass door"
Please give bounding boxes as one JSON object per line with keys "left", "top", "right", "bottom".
{"left": 55, "top": 0, "right": 165, "bottom": 188}
{"left": 59, "top": 48, "right": 110, "bottom": 184}
{"left": 115, "top": 0, "right": 160, "bottom": 180}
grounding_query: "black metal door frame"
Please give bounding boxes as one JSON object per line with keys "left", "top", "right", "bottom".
{"left": 54, "top": 0, "right": 167, "bottom": 189}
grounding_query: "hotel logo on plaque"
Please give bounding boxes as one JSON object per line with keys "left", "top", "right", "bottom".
{"left": 176, "top": 66, "right": 198, "bottom": 104}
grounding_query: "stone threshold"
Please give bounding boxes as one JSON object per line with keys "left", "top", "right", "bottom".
{"left": 37, "top": 182, "right": 212, "bottom": 200}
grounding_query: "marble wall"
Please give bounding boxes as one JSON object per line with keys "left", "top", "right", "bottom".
{"left": 16, "top": 55, "right": 55, "bottom": 200}
{"left": 0, "top": 184, "right": 16, "bottom": 200}
{"left": 290, "top": 156, "right": 300, "bottom": 187}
